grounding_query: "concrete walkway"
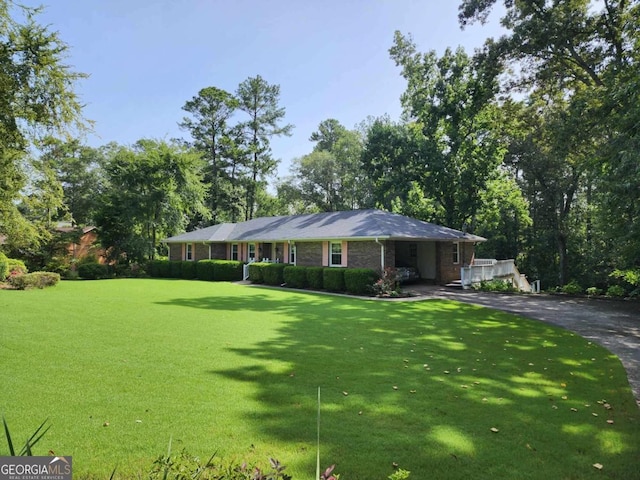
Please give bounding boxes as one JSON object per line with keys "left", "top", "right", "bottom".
{"left": 405, "top": 285, "right": 640, "bottom": 408}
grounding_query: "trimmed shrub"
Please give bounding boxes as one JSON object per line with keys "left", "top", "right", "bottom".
{"left": 606, "top": 284, "right": 626, "bottom": 298}
{"left": 562, "top": 280, "right": 583, "bottom": 295}
{"left": 7, "top": 258, "right": 27, "bottom": 276}
{"left": 0, "top": 252, "right": 8, "bottom": 280}
{"left": 248, "top": 262, "right": 268, "bottom": 283}
{"left": 323, "top": 268, "right": 345, "bottom": 292}
{"left": 283, "top": 266, "right": 307, "bottom": 289}
{"left": 262, "top": 263, "right": 288, "bottom": 286}
{"left": 473, "top": 279, "right": 516, "bottom": 293}
{"left": 344, "top": 268, "right": 378, "bottom": 295}
{"left": 213, "top": 260, "right": 243, "bottom": 281}
{"left": 78, "top": 262, "right": 109, "bottom": 280}
{"left": 586, "top": 286, "right": 603, "bottom": 296}
{"left": 9, "top": 272, "right": 60, "bottom": 289}
{"left": 306, "top": 267, "right": 324, "bottom": 290}
{"left": 169, "top": 261, "right": 182, "bottom": 278}
{"left": 149, "top": 260, "right": 171, "bottom": 278}
{"left": 196, "top": 260, "right": 216, "bottom": 281}
{"left": 181, "top": 261, "right": 197, "bottom": 279}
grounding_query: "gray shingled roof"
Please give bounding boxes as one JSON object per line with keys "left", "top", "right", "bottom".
{"left": 163, "top": 209, "right": 485, "bottom": 243}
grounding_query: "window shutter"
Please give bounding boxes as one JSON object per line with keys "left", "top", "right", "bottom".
{"left": 341, "top": 241, "right": 348, "bottom": 267}
{"left": 322, "top": 241, "right": 329, "bottom": 266}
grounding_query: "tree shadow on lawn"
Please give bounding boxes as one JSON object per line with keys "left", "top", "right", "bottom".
{"left": 158, "top": 289, "right": 640, "bottom": 480}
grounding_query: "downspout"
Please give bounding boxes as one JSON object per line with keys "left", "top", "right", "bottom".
{"left": 375, "top": 237, "right": 385, "bottom": 272}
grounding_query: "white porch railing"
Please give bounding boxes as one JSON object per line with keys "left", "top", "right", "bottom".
{"left": 243, "top": 258, "right": 256, "bottom": 281}
{"left": 461, "top": 259, "right": 537, "bottom": 293}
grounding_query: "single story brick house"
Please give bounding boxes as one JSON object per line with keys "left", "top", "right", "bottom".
{"left": 162, "top": 209, "right": 485, "bottom": 284}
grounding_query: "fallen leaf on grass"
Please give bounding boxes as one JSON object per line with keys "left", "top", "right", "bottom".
{"left": 342, "top": 391, "right": 348, "bottom": 396}
{"left": 392, "top": 385, "right": 398, "bottom": 390}
{"left": 593, "top": 463, "right": 603, "bottom": 470}
{"left": 571, "top": 408, "right": 578, "bottom": 412}
{"left": 410, "top": 390, "right": 417, "bottom": 394}
{"left": 490, "top": 427, "right": 499, "bottom": 433}
{"left": 592, "top": 413, "right": 599, "bottom": 417}
{"left": 606, "top": 419, "right": 614, "bottom": 424}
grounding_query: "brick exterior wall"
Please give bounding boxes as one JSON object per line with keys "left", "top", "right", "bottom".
{"left": 194, "top": 243, "right": 209, "bottom": 261}
{"left": 209, "top": 243, "right": 227, "bottom": 260}
{"left": 296, "top": 242, "right": 323, "bottom": 267}
{"left": 346, "top": 241, "right": 381, "bottom": 269}
{"left": 169, "top": 244, "right": 182, "bottom": 261}
{"left": 437, "top": 241, "right": 475, "bottom": 284}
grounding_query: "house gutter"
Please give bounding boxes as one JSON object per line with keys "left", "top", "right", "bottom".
{"left": 375, "top": 237, "right": 385, "bottom": 271}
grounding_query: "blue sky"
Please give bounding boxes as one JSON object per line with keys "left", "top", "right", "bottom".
{"left": 27, "top": 0, "right": 504, "bottom": 177}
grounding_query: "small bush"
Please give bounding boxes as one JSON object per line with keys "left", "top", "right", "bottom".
{"left": 474, "top": 279, "right": 516, "bottom": 293}
{"left": 606, "top": 284, "right": 626, "bottom": 298}
{"left": 77, "top": 262, "right": 109, "bottom": 280}
{"left": 323, "top": 268, "right": 345, "bottom": 292}
{"left": 196, "top": 260, "right": 216, "bottom": 281}
{"left": 181, "top": 261, "right": 197, "bottom": 279}
{"left": 283, "top": 266, "right": 307, "bottom": 289}
{"left": 6, "top": 258, "right": 27, "bottom": 276}
{"left": 213, "top": 260, "right": 243, "bottom": 281}
{"left": 248, "top": 262, "right": 268, "bottom": 283}
{"left": 586, "top": 286, "right": 603, "bottom": 296}
{"left": 149, "top": 260, "right": 171, "bottom": 278}
{"left": 561, "top": 280, "right": 583, "bottom": 295}
{"left": 344, "top": 268, "right": 378, "bottom": 295}
{"left": 262, "top": 263, "right": 288, "bottom": 286}
{"left": 9, "top": 272, "right": 60, "bottom": 289}
{"left": 373, "top": 267, "right": 401, "bottom": 297}
{"left": 306, "top": 267, "right": 324, "bottom": 290}
{"left": 169, "top": 261, "right": 182, "bottom": 278}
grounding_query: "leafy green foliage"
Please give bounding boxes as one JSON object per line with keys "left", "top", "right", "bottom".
{"left": 212, "top": 261, "right": 243, "bottom": 282}
{"left": 606, "top": 285, "right": 626, "bottom": 298}
{"left": 77, "top": 262, "right": 108, "bottom": 280}
{"left": 150, "top": 260, "right": 171, "bottom": 278}
{"left": 169, "top": 261, "right": 183, "bottom": 279}
{"left": 181, "top": 261, "right": 197, "bottom": 280}
{"left": 586, "top": 287, "right": 603, "bottom": 297}
{"left": 561, "top": 281, "right": 583, "bottom": 295}
{"left": 473, "top": 279, "right": 516, "bottom": 293}
{"left": 0, "top": 252, "right": 8, "bottom": 280}
{"left": 262, "top": 263, "right": 288, "bottom": 286}
{"left": 283, "top": 266, "right": 308, "bottom": 289}
{"left": 96, "top": 139, "right": 209, "bottom": 264}
{"left": 248, "top": 262, "right": 267, "bottom": 283}
{"left": 196, "top": 260, "right": 216, "bottom": 281}
{"left": 372, "top": 267, "right": 401, "bottom": 297}
{"left": 322, "top": 268, "right": 345, "bottom": 292}
{"left": 8, "top": 271, "right": 60, "bottom": 289}
{"left": 343, "top": 268, "right": 378, "bottom": 295}
{"left": 306, "top": 267, "right": 324, "bottom": 290}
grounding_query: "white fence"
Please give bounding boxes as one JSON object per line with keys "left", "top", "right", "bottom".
{"left": 461, "top": 259, "right": 538, "bottom": 293}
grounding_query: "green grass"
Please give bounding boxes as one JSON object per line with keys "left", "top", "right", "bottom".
{"left": 1, "top": 279, "right": 639, "bottom": 479}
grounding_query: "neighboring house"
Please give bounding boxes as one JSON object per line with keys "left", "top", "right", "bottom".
{"left": 55, "top": 225, "right": 107, "bottom": 264}
{"left": 162, "top": 209, "right": 485, "bottom": 285}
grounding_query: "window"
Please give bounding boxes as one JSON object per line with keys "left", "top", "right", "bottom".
{"left": 409, "top": 243, "right": 417, "bottom": 258}
{"left": 231, "top": 243, "right": 239, "bottom": 261}
{"left": 330, "top": 242, "right": 342, "bottom": 266}
{"left": 248, "top": 243, "right": 256, "bottom": 261}
{"left": 452, "top": 242, "right": 460, "bottom": 264}
{"left": 289, "top": 244, "right": 296, "bottom": 265}
{"left": 186, "top": 243, "right": 193, "bottom": 261}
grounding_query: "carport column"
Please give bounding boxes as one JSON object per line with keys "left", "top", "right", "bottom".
{"left": 375, "top": 237, "right": 385, "bottom": 271}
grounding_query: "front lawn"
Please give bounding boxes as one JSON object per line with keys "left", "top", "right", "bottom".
{"left": 1, "top": 279, "right": 638, "bottom": 479}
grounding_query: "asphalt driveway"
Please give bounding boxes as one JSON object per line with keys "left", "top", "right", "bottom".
{"left": 407, "top": 286, "right": 640, "bottom": 408}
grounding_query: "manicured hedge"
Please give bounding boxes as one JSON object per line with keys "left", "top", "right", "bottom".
{"left": 248, "top": 262, "right": 268, "bottom": 283}
{"left": 181, "top": 261, "right": 197, "bottom": 279}
{"left": 170, "top": 260, "right": 182, "bottom": 278}
{"left": 149, "top": 260, "right": 171, "bottom": 278}
{"left": 283, "top": 266, "right": 307, "bottom": 288}
{"left": 9, "top": 271, "right": 60, "bottom": 289}
{"left": 213, "top": 260, "right": 243, "bottom": 281}
{"left": 262, "top": 263, "right": 288, "bottom": 286}
{"left": 344, "top": 268, "right": 378, "bottom": 295}
{"left": 323, "top": 268, "right": 345, "bottom": 292}
{"left": 196, "top": 260, "right": 216, "bottom": 281}
{"left": 306, "top": 267, "right": 324, "bottom": 290}
{"left": 78, "top": 262, "right": 109, "bottom": 280}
